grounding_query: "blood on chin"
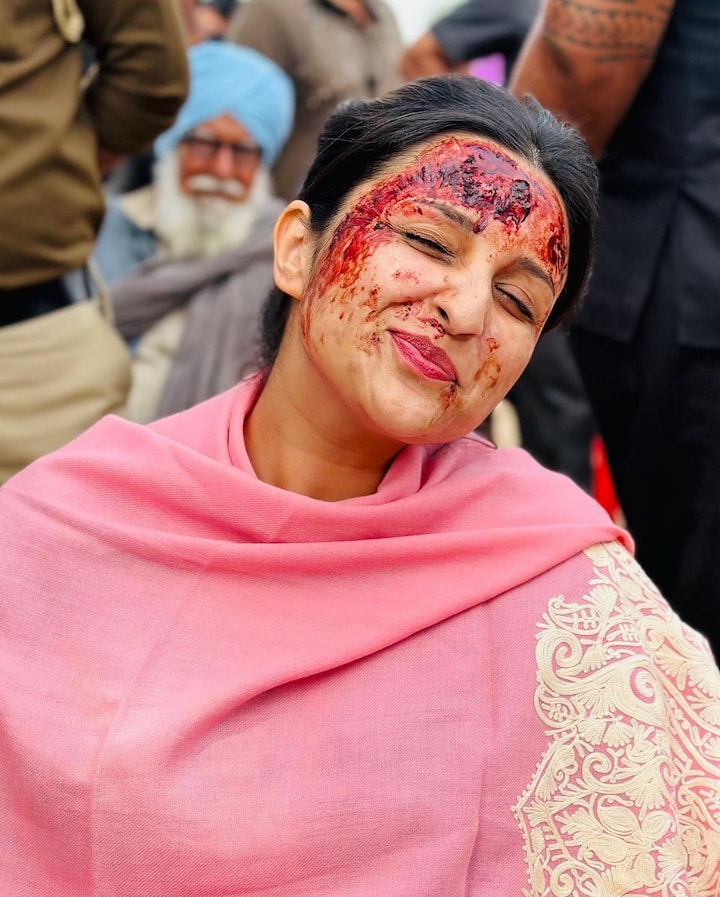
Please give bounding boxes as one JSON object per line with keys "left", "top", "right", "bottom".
{"left": 366, "top": 378, "right": 478, "bottom": 444}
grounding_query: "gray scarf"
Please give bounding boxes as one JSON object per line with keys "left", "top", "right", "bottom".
{"left": 110, "top": 200, "right": 283, "bottom": 418}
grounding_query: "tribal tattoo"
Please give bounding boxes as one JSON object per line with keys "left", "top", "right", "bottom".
{"left": 544, "top": 0, "right": 674, "bottom": 62}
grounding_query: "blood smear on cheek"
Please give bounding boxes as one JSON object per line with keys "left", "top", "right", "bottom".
{"left": 474, "top": 338, "right": 501, "bottom": 388}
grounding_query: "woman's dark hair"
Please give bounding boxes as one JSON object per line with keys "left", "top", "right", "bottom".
{"left": 260, "top": 75, "right": 598, "bottom": 365}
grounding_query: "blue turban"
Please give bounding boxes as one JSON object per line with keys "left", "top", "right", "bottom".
{"left": 154, "top": 41, "right": 295, "bottom": 167}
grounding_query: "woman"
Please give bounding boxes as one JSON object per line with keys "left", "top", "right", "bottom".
{"left": 1, "top": 77, "right": 719, "bottom": 897}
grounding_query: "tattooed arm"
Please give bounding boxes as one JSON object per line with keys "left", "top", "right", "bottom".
{"left": 508, "top": 0, "right": 675, "bottom": 157}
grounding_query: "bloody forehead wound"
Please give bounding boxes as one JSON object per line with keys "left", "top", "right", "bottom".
{"left": 315, "top": 137, "right": 568, "bottom": 294}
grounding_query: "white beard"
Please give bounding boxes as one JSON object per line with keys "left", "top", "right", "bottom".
{"left": 152, "top": 151, "right": 273, "bottom": 260}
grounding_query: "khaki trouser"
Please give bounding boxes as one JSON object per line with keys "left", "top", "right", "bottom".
{"left": 0, "top": 299, "right": 131, "bottom": 484}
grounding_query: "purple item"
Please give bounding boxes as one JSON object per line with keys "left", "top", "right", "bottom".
{"left": 468, "top": 52, "right": 506, "bottom": 86}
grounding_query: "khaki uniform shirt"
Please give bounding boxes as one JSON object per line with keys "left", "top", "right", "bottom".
{"left": 0, "top": 0, "right": 189, "bottom": 288}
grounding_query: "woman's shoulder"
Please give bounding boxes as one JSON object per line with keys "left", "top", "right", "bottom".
{"left": 429, "top": 434, "right": 601, "bottom": 509}
{"left": 427, "top": 432, "right": 596, "bottom": 501}
{"left": 0, "top": 381, "right": 263, "bottom": 591}
{"left": 480, "top": 539, "right": 720, "bottom": 896}
{"left": 1, "top": 380, "right": 251, "bottom": 514}
{"left": 514, "top": 543, "right": 720, "bottom": 895}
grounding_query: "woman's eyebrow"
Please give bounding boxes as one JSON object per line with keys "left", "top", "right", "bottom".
{"left": 416, "top": 201, "right": 557, "bottom": 292}
{"left": 514, "top": 258, "right": 555, "bottom": 294}
{"left": 420, "top": 200, "right": 474, "bottom": 233}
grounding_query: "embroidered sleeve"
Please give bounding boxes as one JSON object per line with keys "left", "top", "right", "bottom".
{"left": 514, "top": 542, "right": 720, "bottom": 897}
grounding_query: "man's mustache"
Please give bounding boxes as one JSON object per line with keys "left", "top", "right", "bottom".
{"left": 186, "top": 174, "right": 245, "bottom": 199}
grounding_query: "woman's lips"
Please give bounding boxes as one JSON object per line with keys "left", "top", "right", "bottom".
{"left": 389, "top": 330, "right": 457, "bottom": 382}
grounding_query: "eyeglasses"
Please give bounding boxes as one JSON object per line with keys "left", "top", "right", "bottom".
{"left": 180, "top": 133, "right": 262, "bottom": 171}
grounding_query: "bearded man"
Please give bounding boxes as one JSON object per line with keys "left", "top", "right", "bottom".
{"left": 94, "top": 41, "right": 293, "bottom": 423}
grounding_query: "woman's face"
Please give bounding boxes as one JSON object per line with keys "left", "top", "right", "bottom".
{"left": 294, "top": 134, "right": 569, "bottom": 446}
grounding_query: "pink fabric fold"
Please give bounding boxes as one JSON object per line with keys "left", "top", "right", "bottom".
{"left": 5, "top": 376, "right": 629, "bottom": 682}
{"left": 0, "top": 375, "right": 632, "bottom": 895}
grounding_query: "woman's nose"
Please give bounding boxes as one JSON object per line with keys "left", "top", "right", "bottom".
{"left": 431, "top": 271, "right": 491, "bottom": 337}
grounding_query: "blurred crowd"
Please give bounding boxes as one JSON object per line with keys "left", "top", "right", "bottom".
{"left": 1, "top": 0, "right": 718, "bottom": 654}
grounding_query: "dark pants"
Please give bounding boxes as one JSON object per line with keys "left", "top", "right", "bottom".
{"left": 571, "top": 292, "right": 720, "bottom": 659}
{"left": 509, "top": 328, "right": 595, "bottom": 492}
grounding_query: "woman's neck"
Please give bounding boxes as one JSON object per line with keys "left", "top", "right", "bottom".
{"left": 244, "top": 364, "right": 402, "bottom": 502}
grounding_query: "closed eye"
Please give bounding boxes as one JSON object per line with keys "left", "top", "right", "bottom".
{"left": 496, "top": 287, "right": 536, "bottom": 324}
{"left": 403, "top": 231, "right": 452, "bottom": 257}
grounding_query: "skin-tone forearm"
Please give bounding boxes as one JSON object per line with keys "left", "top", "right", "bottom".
{"left": 508, "top": 0, "right": 675, "bottom": 158}
{"left": 401, "top": 32, "right": 454, "bottom": 80}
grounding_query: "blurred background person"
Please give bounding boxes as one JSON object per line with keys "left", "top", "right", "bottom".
{"left": 227, "top": 0, "right": 403, "bottom": 200}
{"left": 401, "top": 0, "right": 537, "bottom": 83}
{"left": 102, "top": 0, "right": 212, "bottom": 197}
{"left": 401, "top": 0, "right": 597, "bottom": 493}
{"left": 0, "top": 0, "right": 188, "bottom": 484}
{"left": 177, "top": 0, "right": 205, "bottom": 45}
{"left": 510, "top": 0, "right": 720, "bottom": 655}
{"left": 194, "top": 0, "right": 240, "bottom": 41}
{"left": 93, "top": 42, "right": 294, "bottom": 424}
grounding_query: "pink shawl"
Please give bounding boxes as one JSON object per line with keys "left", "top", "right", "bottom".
{"left": 0, "top": 375, "right": 662, "bottom": 895}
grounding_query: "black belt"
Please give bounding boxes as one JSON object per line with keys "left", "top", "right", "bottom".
{"left": 0, "top": 275, "right": 81, "bottom": 327}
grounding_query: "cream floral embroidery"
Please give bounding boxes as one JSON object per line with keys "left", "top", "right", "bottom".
{"left": 514, "top": 542, "right": 720, "bottom": 897}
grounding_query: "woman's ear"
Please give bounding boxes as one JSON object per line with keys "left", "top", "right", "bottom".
{"left": 273, "top": 200, "right": 313, "bottom": 301}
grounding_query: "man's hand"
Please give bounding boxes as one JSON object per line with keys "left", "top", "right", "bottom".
{"left": 401, "top": 32, "right": 455, "bottom": 80}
